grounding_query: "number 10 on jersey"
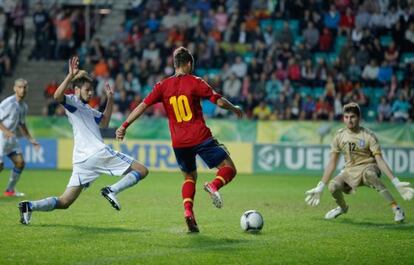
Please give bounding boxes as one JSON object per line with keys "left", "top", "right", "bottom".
{"left": 169, "top": 95, "right": 193, "bottom": 122}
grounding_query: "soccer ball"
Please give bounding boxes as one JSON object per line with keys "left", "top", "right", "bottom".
{"left": 240, "top": 210, "right": 264, "bottom": 233}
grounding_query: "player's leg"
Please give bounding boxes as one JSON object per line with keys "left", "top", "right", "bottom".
{"left": 5, "top": 153, "right": 25, "bottom": 197}
{"left": 181, "top": 170, "right": 199, "bottom": 233}
{"left": 325, "top": 174, "right": 350, "bottom": 219}
{"left": 173, "top": 146, "right": 199, "bottom": 233}
{"left": 197, "top": 139, "right": 237, "bottom": 208}
{"left": 107, "top": 160, "right": 148, "bottom": 194}
{"left": 19, "top": 186, "right": 83, "bottom": 225}
{"left": 98, "top": 148, "right": 148, "bottom": 210}
{"left": 362, "top": 166, "right": 405, "bottom": 222}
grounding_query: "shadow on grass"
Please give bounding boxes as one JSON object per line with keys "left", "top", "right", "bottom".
{"left": 35, "top": 223, "right": 149, "bottom": 233}
{"left": 337, "top": 218, "right": 414, "bottom": 230}
{"left": 177, "top": 234, "right": 255, "bottom": 252}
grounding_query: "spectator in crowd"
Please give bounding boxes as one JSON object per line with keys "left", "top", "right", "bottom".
{"left": 252, "top": 101, "right": 271, "bottom": 120}
{"left": 362, "top": 59, "right": 379, "bottom": 86}
{"left": 303, "top": 21, "right": 319, "bottom": 51}
{"left": 377, "top": 96, "right": 392, "bottom": 122}
{"left": 391, "top": 94, "right": 411, "bottom": 122}
{"left": 26, "top": 0, "right": 414, "bottom": 124}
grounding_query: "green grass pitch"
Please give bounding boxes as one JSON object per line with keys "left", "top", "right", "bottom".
{"left": 0, "top": 170, "right": 413, "bottom": 265}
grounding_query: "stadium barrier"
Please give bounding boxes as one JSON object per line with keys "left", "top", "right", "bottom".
{"left": 26, "top": 117, "right": 414, "bottom": 146}
{"left": 254, "top": 144, "right": 414, "bottom": 177}
{"left": 5, "top": 138, "right": 414, "bottom": 177}
{"left": 3, "top": 139, "right": 57, "bottom": 169}
{"left": 57, "top": 139, "right": 254, "bottom": 174}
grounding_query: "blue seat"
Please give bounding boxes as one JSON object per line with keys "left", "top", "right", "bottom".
{"left": 313, "top": 87, "right": 325, "bottom": 98}
{"left": 195, "top": 68, "right": 207, "bottom": 77}
{"left": 288, "top": 20, "right": 300, "bottom": 33}
{"left": 335, "top": 36, "right": 347, "bottom": 52}
{"left": 260, "top": 19, "right": 273, "bottom": 30}
{"left": 298, "top": 86, "right": 312, "bottom": 97}
{"left": 314, "top": 52, "right": 327, "bottom": 63}
{"left": 327, "top": 53, "right": 338, "bottom": 65}
{"left": 380, "top": 35, "right": 393, "bottom": 47}
{"left": 273, "top": 20, "right": 285, "bottom": 30}
{"left": 400, "top": 52, "right": 414, "bottom": 64}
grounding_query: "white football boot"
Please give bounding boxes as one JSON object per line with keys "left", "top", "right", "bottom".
{"left": 394, "top": 206, "right": 405, "bottom": 223}
{"left": 203, "top": 182, "right": 223, "bottom": 208}
{"left": 101, "top": 187, "right": 121, "bottom": 210}
{"left": 325, "top": 206, "right": 349, "bottom": 220}
{"left": 18, "top": 201, "right": 32, "bottom": 225}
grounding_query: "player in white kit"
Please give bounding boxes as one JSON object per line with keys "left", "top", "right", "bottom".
{"left": 0, "top": 78, "right": 40, "bottom": 197}
{"left": 18, "top": 57, "right": 149, "bottom": 225}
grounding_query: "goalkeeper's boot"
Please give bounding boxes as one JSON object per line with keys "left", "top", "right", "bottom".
{"left": 101, "top": 187, "right": 121, "bottom": 211}
{"left": 325, "top": 205, "right": 348, "bottom": 220}
{"left": 393, "top": 206, "right": 405, "bottom": 223}
{"left": 203, "top": 182, "right": 223, "bottom": 208}
{"left": 4, "top": 189, "right": 25, "bottom": 197}
{"left": 184, "top": 209, "right": 199, "bottom": 233}
{"left": 18, "top": 201, "right": 32, "bottom": 225}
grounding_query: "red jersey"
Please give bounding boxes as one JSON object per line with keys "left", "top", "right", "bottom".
{"left": 144, "top": 74, "right": 221, "bottom": 148}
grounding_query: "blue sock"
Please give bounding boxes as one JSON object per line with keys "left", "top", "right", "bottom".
{"left": 6, "top": 167, "right": 23, "bottom": 191}
{"left": 110, "top": 171, "right": 141, "bottom": 194}
{"left": 30, "top": 197, "right": 58, "bottom": 211}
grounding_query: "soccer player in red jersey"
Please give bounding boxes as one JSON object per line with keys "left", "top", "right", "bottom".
{"left": 116, "top": 47, "right": 243, "bottom": 233}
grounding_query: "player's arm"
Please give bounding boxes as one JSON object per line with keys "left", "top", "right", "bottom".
{"left": 197, "top": 78, "right": 243, "bottom": 118}
{"left": 19, "top": 123, "right": 40, "bottom": 150}
{"left": 321, "top": 152, "right": 340, "bottom": 184}
{"left": 54, "top": 57, "right": 79, "bottom": 103}
{"left": 99, "top": 82, "right": 114, "bottom": 128}
{"left": 374, "top": 154, "right": 396, "bottom": 182}
{"left": 116, "top": 81, "right": 162, "bottom": 140}
{"left": 116, "top": 102, "right": 149, "bottom": 141}
{"left": 305, "top": 151, "right": 340, "bottom": 206}
{"left": 0, "top": 121, "right": 14, "bottom": 138}
{"left": 216, "top": 97, "right": 243, "bottom": 118}
{"left": 375, "top": 154, "right": 414, "bottom": 200}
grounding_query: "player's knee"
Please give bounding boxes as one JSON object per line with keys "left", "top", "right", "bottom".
{"left": 15, "top": 160, "right": 25, "bottom": 170}
{"left": 230, "top": 166, "right": 237, "bottom": 176}
{"left": 130, "top": 162, "right": 148, "bottom": 179}
{"left": 139, "top": 167, "right": 149, "bottom": 179}
{"left": 57, "top": 197, "right": 74, "bottom": 209}
{"left": 328, "top": 180, "right": 341, "bottom": 193}
{"left": 363, "top": 170, "right": 384, "bottom": 190}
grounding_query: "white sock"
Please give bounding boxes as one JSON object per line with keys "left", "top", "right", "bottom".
{"left": 110, "top": 171, "right": 141, "bottom": 194}
{"left": 30, "top": 197, "right": 58, "bottom": 211}
{"left": 6, "top": 168, "right": 22, "bottom": 191}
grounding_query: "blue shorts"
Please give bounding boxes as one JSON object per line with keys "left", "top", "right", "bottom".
{"left": 173, "top": 138, "right": 229, "bottom": 173}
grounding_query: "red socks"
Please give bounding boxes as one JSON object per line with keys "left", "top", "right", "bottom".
{"left": 182, "top": 179, "right": 196, "bottom": 211}
{"left": 211, "top": 166, "right": 236, "bottom": 190}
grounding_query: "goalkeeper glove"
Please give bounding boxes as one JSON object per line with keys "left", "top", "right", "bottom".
{"left": 392, "top": 178, "right": 414, "bottom": 201}
{"left": 305, "top": 181, "right": 326, "bottom": 206}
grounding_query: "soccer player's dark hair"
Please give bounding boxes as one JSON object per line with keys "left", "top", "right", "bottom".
{"left": 343, "top": 102, "right": 361, "bottom": 117}
{"left": 173, "top": 47, "right": 194, "bottom": 68}
{"left": 72, "top": 76, "right": 92, "bottom": 90}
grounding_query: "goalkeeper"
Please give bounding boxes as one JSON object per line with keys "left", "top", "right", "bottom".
{"left": 305, "top": 102, "right": 414, "bottom": 222}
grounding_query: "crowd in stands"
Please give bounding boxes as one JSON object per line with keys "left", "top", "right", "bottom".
{"left": 0, "top": 0, "right": 98, "bottom": 92}
{"left": 40, "top": 0, "right": 414, "bottom": 123}
{"left": 0, "top": 0, "right": 30, "bottom": 91}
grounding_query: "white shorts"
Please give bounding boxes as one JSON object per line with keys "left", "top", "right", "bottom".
{"left": 67, "top": 146, "right": 134, "bottom": 188}
{"left": 0, "top": 136, "right": 22, "bottom": 163}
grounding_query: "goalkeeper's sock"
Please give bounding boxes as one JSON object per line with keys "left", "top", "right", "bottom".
{"left": 110, "top": 171, "right": 141, "bottom": 194}
{"left": 211, "top": 166, "right": 236, "bottom": 190}
{"left": 30, "top": 197, "right": 58, "bottom": 211}
{"left": 378, "top": 189, "right": 397, "bottom": 205}
{"left": 182, "top": 179, "right": 196, "bottom": 211}
{"left": 331, "top": 190, "right": 348, "bottom": 210}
